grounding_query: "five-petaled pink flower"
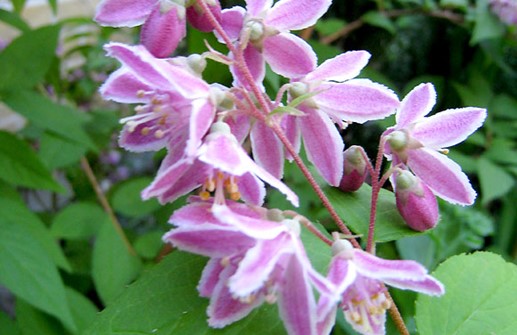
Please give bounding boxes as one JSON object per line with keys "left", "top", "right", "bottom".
{"left": 384, "top": 83, "right": 486, "bottom": 205}
{"left": 317, "top": 239, "right": 444, "bottom": 335}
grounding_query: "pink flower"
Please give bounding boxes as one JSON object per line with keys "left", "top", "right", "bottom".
{"left": 283, "top": 51, "right": 399, "bottom": 186}
{"left": 142, "top": 121, "right": 299, "bottom": 206}
{"left": 220, "top": 0, "right": 332, "bottom": 81}
{"left": 165, "top": 201, "right": 332, "bottom": 335}
{"left": 318, "top": 239, "right": 444, "bottom": 335}
{"left": 95, "top": 0, "right": 187, "bottom": 57}
{"left": 384, "top": 83, "right": 486, "bottom": 205}
{"left": 100, "top": 43, "right": 215, "bottom": 159}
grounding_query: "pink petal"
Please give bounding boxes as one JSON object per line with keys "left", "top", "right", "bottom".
{"left": 397, "top": 83, "right": 436, "bottom": 128}
{"left": 187, "top": 1, "right": 221, "bottom": 32}
{"left": 305, "top": 51, "right": 370, "bottom": 83}
{"left": 163, "top": 224, "right": 255, "bottom": 257}
{"left": 230, "top": 44, "right": 265, "bottom": 89}
{"left": 118, "top": 116, "right": 169, "bottom": 152}
{"left": 99, "top": 68, "right": 152, "bottom": 103}
{"left": 315, "top": 79, "right": 399, "bottom": 123}
{"left": 219, "top": 6, "right": 245, "bottom": 41}
{"left": 199, "top": 135, "right": 249, "bottom": 175}
{"left": 282, "top": 115, "right": 301, "bottom": 161}
{"left": 228, "top": 235, "right": 291, "bottom": 296}
{"left": 95, "top": 0, "right": 155, "bottom": 27}
{"left": 316, "top": 300, "right": 336, "bottom": 335}
{"left": 263, "top": 33, "right": 317, "bottom": 78}
{"left": 299, "top": 107, "right": 344, "bottom": 186}
{"left": 383, "top": 276, "right": 445, "bottom": 296}
{"left": 237, "top": 172, "right": 266, "bottom": 205}
{"left": 169, "top": 201, "right": 215, "bottom": 227}
{"left": 266, "top": 0, "right": 331, "bottom": 31}
{"left": 277, "top": 256, "right": 317, "bottom": 335}
{"left": 140, "top": 3, "right": 186, "bottom": 57}
{"left": 412, "top": 107, "right": 486, "bottom": 149}
{"left": 353, "top": 250, "right": 429, "bottom": 280}
{"left": 186, "top": 100, "right": 215, "bottom": 157}
{"left": 212, "top": 204, "right": 287, "bottom": 239}
{"left": 250, "top": 120, "right": 284, "bottom": 178}
{"left": 327, "top": 257, "right": 357, "bottom": 295}
{"left": 198, "top": 258, "right": 225, "bottom": 297}
{"left": 208, "top": 264, "right": 264, "bottom": 328}
{"left": 245, "top": 0, "right": 272, "bottom": 16}
{"left": 408, "top": 148, "right": 476, "bottom": 205}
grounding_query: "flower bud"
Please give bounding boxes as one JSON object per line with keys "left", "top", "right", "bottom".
{"left": 186, "top": 0, "right": 221, "bottom": 32}
{"left": 395, "top": 170, "right": 438, "bottom": 231}
{"left": 339, "top": 146, "right": 368, "bottom": 192}
{"left": 140, "top": 1, "right": 186, "bottom": 58}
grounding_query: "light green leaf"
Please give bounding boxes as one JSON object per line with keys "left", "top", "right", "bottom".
{"left": 325, "top": 184, "right": 421, "bottom": 243}
{"left": 39, "top": 132, "right": 87, "bottom": 169}
{"left": 489, "top": 94, "right": 517, "bottom": 120}
{"left": 0, "top": 131, "right": 63, "bottom": 192}
{"left": 0, "top": 25, "right": 59, "bottom": 92}
{"left": 111, "top": 177, "right": 161, "bottom": 218}
{"left": 92, "top": 221, "right": 143, "bottom": 305}
{"left": 3, "top": 90, "right": 94, "bottom": 149}
{"left": 0, "top": 197, "right": 71, "bottom": 272}
{"left": 362, "top": 11, "right": 396, "bottom": 34}
{"left": 471, "top": 0, "right": 505, "bottom": 44}
{"left": 51, "top": 202, "right": 106, "bottom": 240}
{"left": 315, "top": 18, "right": 346, "bottom": 37}
{"left": 66, "top": 287, "right": 99, "bottom": 333}
{"left": 0, "top": 219, "right": 76, "bottom": 332}
{"left": 416, "top": 252, "right": 517, "bottom": 335}
{"left": 86, "top": 252, "right": 287, "bottom": 335}
{"left": 477, "top": 157, "right": 514, "bottom": 204}
{"left": 301, "top": 221, "right": 332, "bottom": 274}
{"left": 134, "top": 231, "right": 166, "bottom": 260}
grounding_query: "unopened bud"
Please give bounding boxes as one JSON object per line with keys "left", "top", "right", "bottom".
{"left": 339, "top": 146, "right": 368, "bottom": 192}
{"left": 395, "top": 170, "right": 438, "bottom": 231}
{"left": 386, "top": 130, "right": 408, "bottom": 152}
{"left": 187, "top": 54, "right": 207, "bottom": 74}
{"left": 186, "top": 0, "right": 221, "bottom": 32}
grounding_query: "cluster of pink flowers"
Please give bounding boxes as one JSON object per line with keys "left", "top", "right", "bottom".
{"left": 95, "top": 0, "right": 486, "bottom": 334}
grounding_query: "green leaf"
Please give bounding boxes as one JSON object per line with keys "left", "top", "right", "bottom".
{"left": 0, "top": 25, "right": 59, "bottom": 92}
{"left": 134, "top": 231, "right": 166, "bottom": 260}
{"left": 15, "top": 299, "right": 67, "bottom": 335}
{"left": 0, "top": 197, "right": 71, "bottom": 272}
{"left": 111, "top": 177, "right": 161, "bottom": 218}
{"left": 0, "top": 218, "right": 76, "bottom": 332}
{"left": 3, "top": 90, "right": 94, "bottom": 149}
{"left": 11, "top": 0, "right": 27, "bottom": 14}
{"left": 86, "top": 251, "right": 287, "bottom": 335}
{"left": 489, "top": 94, "right": 517, "bottom": 120}
{"left": 416, "top": 252, "right": 517, "bottom": 335}
{"left": 0, "top": 131, "right": 63, "bottom": 192}
{"left": 92, "top": 221, "right": 143, "bottom": 305}
{"left": 66, "top": 287, "right": 99, "bottom": 333}
{"left": 440, "top": 0, "right": 469, "bottom": 10}
{"left": 301, "top": 221, "right": 332, "bottom": 274}
{"left": 0, "top": 310, "right": 21, "bottom": 335}
{"left": 471, "top": 0, "right": 505, "bottom": 44}
{"left": 325, "top": 184, "right": 420, "bottom": 243}
{"left": 477, "top": 157, "right": 514, "bottom": 204}
{"left": 51, "top": 202, "right": 106, "bottom": 240}
{"left": 315, "top": 18, "right": 346, "bottom": 36}
{"left": 0, "top": 9, "right": 30, "bottom": 32}
{"left": 39, "top": 132, "right": 87, "bottom": 169}
{"left": 362, "top": 11, "right": 396, "bottom": 34}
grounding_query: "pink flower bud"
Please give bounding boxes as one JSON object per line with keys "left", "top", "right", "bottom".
{"left": 395, "top": 170, "right": 439, "bottom": 231}
{"left": 186, "top": 0, "right": 221, "bottom": 32}
{"left": 140, "top": 2, "right": 186, "bottom": 58}
{"left": 339, "top": 145, "right": 368, "bottom": 192}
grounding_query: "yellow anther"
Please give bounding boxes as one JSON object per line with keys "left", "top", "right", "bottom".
{"left": 230, "top": 191, "right": 241, "bottom": 201}
{"left": 154, "top": 130, "right": 165, "bottom": 138}
{"left": 205, "top": 178, "right": 215, "bottom": 192}
{"left": 151, "top": 96, "right": 162, "bottom": 105}
{"left": 158, "top": 116, "right": 167, "bottom": 125}
{"left": 199, "top": 190, "right": 210, "bottom": 200}
{"left": 440, "top": 149, "right": 449, "bottom": 155}
{"left": 216, "top": 171, "right": 225, "bottom": 180}
{"left": 381, "top": 299, "right": 391, "bottom": 310}
{"left": 220, "top": 257, "right": 230, "bottom": 267}
{"left": 136, "top": 90, "right": 146, "bottom": 98}
{"left": 141, "top": 127, "right": 151, "bottom": 135}
{"left": 350, "top": 311, "right": 362, "bottom": 323}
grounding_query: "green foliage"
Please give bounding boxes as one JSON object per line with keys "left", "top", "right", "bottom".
{"left": 111, "top": 177, "right": 161, "bottom": 218}
{"left": 416, "top": 252, "right": 517, "bottom": 334}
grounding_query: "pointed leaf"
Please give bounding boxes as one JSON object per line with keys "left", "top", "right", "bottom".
{"left": 416, "top": 252, "right": 517, "bottom": 335}
{"left": 477, "top": 157, "right": 514, "bottom": 204}
{"left": 51, "top": 202, "right": 106, "bottom": 240}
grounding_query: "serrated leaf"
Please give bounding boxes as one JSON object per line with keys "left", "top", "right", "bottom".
{"left": 0, "top": 25, "right": 59, "bottom": 92}
{"left": 0, "top": 131, "right": 63, "bottom": 192}
{"left": 0, "top": 218, "right": 76, "bottom": 332}
{"left": 92, "top": 221, "right": 143, "bottom": 305}
{"left": 0, "top": 197, "right": 71, "bottom": 272}
{"left": 51, "top": 202, "right": 106, "bottom": 240}
{"left": 111, "top": 177, "right": 161, "bottom": 218}
{"left": 86, "top": 251, "right": 287, "bottom": 335}
{"left": 416, "top": 252, "right": 517, "bottom": 335}
{"left": 477, "top": 157, "right": 514, "bottom": 204}
{"left": 325, "top": 184, "right": 421, "bottom": 243}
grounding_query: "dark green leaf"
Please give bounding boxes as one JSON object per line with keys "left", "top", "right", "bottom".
{"left": 416, "top": 252, "right": 517, "bottom": 334}
{"left": 0, "top": 9, "right": 30, "bottom": 32}
{"left": 0, "top": 310, "right": 21, "bottom": 335}
{"left": 92, "top": 221, "right": 143, "bottom": 305}
{"left": 489, "top": 94, "right": 517, "bottom": 120}
{"left": 0, "top": 131, "right": 63, "bottom": 192}
{"left": 0, "top": 25, "right": 59, "bottom": 92}
{"left": 315, "top": 18, "right": 346, "bottom": 37}
{"left": 325, "top": 185, "right": 420, "bottom": 243}
{"left": 15, "top": 299, "right": 68, "bottom": 335}
{"left": 362, "top": 11, "right": 396, "bottom": 34}
{"left": 3, "top": 90, "right": 95, "bottom": 149}
{"left": 86, "top": 251, "right": 287, "bottom": 335}
{"left": 10, "top": 0, "right": 27, "bottom": 15}
{"left": 0, "top": 218, "right": 76, "bottom": 332}
{"left": 51, "top": 202, "right": 106, "bottom": 240}
{"left": 111, "top": 177, "right": 161, "bottom": 218}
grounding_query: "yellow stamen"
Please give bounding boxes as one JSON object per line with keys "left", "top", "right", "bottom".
{"left": 199, "top": 190, "right": 210, "bottom": 200}
{"left": 141, "top": 127, "right": 150, "bottom": 135}
{"left": 230, "top": 191, "right": 241, "bottom": 201}
{"left": 154, "top": 130, "right": 165, "bottom": 138}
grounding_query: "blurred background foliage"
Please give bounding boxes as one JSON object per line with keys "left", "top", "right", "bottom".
{"left": 0, "top": 0, "right": 516, "bottom": 334}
